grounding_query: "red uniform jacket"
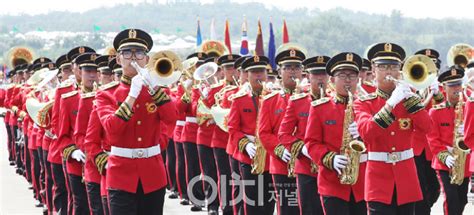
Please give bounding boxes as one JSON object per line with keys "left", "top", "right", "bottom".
{"left": 361, "top": 82, "right": 376, "bottom": 94}
{"left": 172, "top": 85, "right": 186, "bottom": 143}
{"left": 95, "top": 79, "right": 177, "bottom": 194}
{"left": 180, "top": 87, "right": 200, "bottom": 143}
{"left": 197, "top": 83, "right": 222, "bottom": 146}
{"left": 305, "top": 96, "right": 365, "bottom": 202}
{"left": 464, "top": 98, "right": 474, "bottom": 172}
{"left": 279, "top": 93, "right": 317, "bottom": 177}
{"left": 227, "top": 91, "right": 269, "bottom": 170}
{"left": 57, "top": 90, "right": 82, "bottom": 176}
{"left": 212, "top": 85, "right": 238, "bottom": 149}
{"left": 427, "top": 102, "right": 470, "bottom": 177}
{"left": 353, "top": 90, "right": 431, "bottom": 205}
{"left": 259, "top": 91, "right": 291, "bottom": 175}
{"left": 48, "top": 82, "right": 75, "bottom": 164}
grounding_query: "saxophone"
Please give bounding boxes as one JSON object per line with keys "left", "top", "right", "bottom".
{"left": 251, "top": 80, "right": 267, "bottom": 175}
{"left": 339, "top": 87, "right": 366, "bottom": 185}
{"left": 450, "top": 92, "right": 470, "bottom": 185}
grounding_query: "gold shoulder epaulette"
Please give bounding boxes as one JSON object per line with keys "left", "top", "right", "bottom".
{"left": 61, "top": 90, "right": 78, "bottom": 99}
{"left": 58, "top": 80, "right": 73, "bottom": 89}
{"left": 433, "top": 103, "right": 446, "bottom": 110}
{"left": 81, "top": 92, "right": 96, "bottom": 99}
{"left": 211, "top": 81, "right": 224, "bottom": 89}
{"left": 263, "top": 91, "right": 278, "bottom": 100}
{"left": 290, "top": 93, "right": 307, "bottom": 101}
{"left": 363, "top": 81, "right": 375, "bottom": 87}
{"left": 358, "top": 93, "right": 377, "bottom": 101}
{"left": 222, "top": 85, "right": 238, "bottom": 93}
{"left": 99, "top": 81, "right": 119, "bottom": 91}
{"left": 311, "top": 97, "right": 330, "bottom": 107}
{"left": 231, "top": 91, "right": 247, "bottom": 100}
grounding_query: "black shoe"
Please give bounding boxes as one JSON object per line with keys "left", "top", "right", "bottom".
{"left": 168, "top": 191, "right": 179, "bottom": 199}
{"left": 180, "top": 199, "right": 190, "bottom": 205}
{"left": 9, "top": 161, "right": 15, "bottom": 166}
{"left": 208, "top": 209, "right": 218, "bottom": 215}
{"left": 16, "top": 169, "right": 21, "bottom": 174}
{"left": 190, "top": 205, "right": 202, "bottom": 212}
{"left": 43, "top": 208, "right": 48, "bottom": 215}
{"left": 35, "top": 201, "right": 44, "bottom": 207}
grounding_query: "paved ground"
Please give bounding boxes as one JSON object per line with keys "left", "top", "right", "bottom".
{"left": 0, "top": 119, "right": 473, "bottom": 214}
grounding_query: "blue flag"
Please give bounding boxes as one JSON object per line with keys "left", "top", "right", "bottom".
{"left": 268, "top": 21, "right": 276, "bottom": 70}
{"left": 196, "top": 19, "right": 202, "bottom": 48}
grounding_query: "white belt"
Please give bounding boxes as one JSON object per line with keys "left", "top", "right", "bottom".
{"left": 368, "top": 148, "right": 414, "bottom": 164}
{"left": 111, "top": 145, "right": 161, "bottom": 159}
{"left": 186, "top": 117, "right": 197, "bottom": 124}
{"left": 244, "top": 134, "right": 256, "bottom": 143}
{"left": 176, "top": 120, "right": 185, "bottom": 126}
{"left": 359, "top": 154, "right": 368, "bottom": 163}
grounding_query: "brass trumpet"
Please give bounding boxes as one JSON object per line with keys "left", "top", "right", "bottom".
{"left": 385, "top": 54, "right": 437, "bottom": 91}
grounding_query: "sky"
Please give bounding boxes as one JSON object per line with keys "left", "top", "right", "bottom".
{"left": 1, "top": 0, "right": 473, "bottom": 19}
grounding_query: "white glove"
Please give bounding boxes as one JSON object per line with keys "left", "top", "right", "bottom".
{"left": 301, "top": 145, "right": 311, "bottom": 159}
{"left": 333, "top": 155, "right": 348, "bottom": 175}
{"left": 348, "top": 122, "right": 360, "bottom": 139}
{"left": 71, "top": 149, "right": 86, "bottom": 163}
{"left": 386, "top": 82, "right": 411, "bottom": 107}
{"left": 128, "top": 75, "right": 143, "bottom": 99}
{"left": 131, "top": 61, "right": 159, "bottom": 89}
{"left": 281, "top": 149, "right": 291, "bottom": 163}
{"left": 445, "top": 155, "right": 456, "bottom": 169}
{"left": 201, "top": 86, "right": 209, "bottom": 99}
{"left": 429, "top": 81, "right": 439, "bottom": 95}
{"left": 183, "top": 79, "right": 193, "bottom": 90}
{"left": 457, "top": 124, "right": 464, "bottom": 135}
{"left": 245, "top": 142, "right": 257, "bottom": 159}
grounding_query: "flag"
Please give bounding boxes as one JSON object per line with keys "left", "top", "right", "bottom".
{"left": 268, "top": 20, "right": 276, "bottom": 70}
{"left": 282, "top": 19, "right": 289, "bottom": 44}
{"left": 36, "top": 27, "right": 44, "bottom": 32}
{"left": 196, "top": 18, "right": 202, "bottom": 48}
{"left": 12, "top": 26, "right": 18, "bottom": 33}
{"left": 210, "top": 18, "right": 217, "bottom": 40}
{"left": 239, "top": 16, "right": 249, "bottom": 56}
{"left": 153, "top": 28, "right": 160, "bottom": 34}
{"left": 120, "top": 25, "right": 127, "bottom": 30}
{"left": 176, "top": 28, "right": 183, "bottom": 33}
{"left": 254, "top": 19, "right": 264, "bottom": 56}
{"left": 224, "top": 19, "right": 232, "bottom": 54}
{"left": 93, "top": 25, "right": 101, "bottom": 32}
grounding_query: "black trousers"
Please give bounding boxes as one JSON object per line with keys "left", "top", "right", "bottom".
{"left": 240, "top": 163, "right": 275, "bottom": 215}
{"left": 322, "top": 193, "right": 366, "bottom": 215}
{"left": 367, "top": 188, "right": 414, "bottom": 215}
{"left": 32, "top": 149, "right": 41, "bottom": 200}
{"left": 165, "top": 138, "right": 177, "bottom": 193}
{"left": 272, "top": 174, "right": 300, "bottom": 215}
{"left": 213, "top": 148, "right": 233, "bottom": 215}
{"left": 24, "top": 135, "right": 32, "bottom": 182}
{"left": 63, "top": 161, "right": 74, "bottom": 215}
{"left": 52, "top": 163, "right": 68, "bottom": 215}
{"left": 68, "top": 174, "right": 90, "bottom": 215}
{"left": 38, "top": 147, "right": 46, "bottom": 202}
{"left": 297, "top": 174, "right": 323, "bottom": 215}
{"left": 101, "top": 196, "right": 110, "bottom": 215}
{"left": 183, "top": 142, "right": 205, "bottom": 205}
{"left": 5, "top": 123, "right": 13, "bottom": 161}
{"left": 14, "top": 126, "right": 22, "bottom": 168}
{"left": 174, "top": 142, "right": 188, "bottom": 200}
{"left": 86, "top": 182, "right": 104, "bottom": 215}
{"left": 230, "top": 156, "right": 244, "bottom": 215}
{"left": 197, "top": 144, "right": 219, "bottom": 211}
{"left": 437, "top": 170, "right": 469, "bottom": 215}
{"left": 43, "top": 150, "right": 54, "bottom": 213}
{"left": 414, "top": 151, "right": 440, "bottom": 215}
{"left": 108, "top": 182, "right": 165, "bottom": 215}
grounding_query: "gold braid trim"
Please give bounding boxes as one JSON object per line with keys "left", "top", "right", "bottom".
{"left": 95, "top": 152, "right": 109, "bottom": 175}
{"left": 322, "top": 151, "right": 336, "bottom": 170}
{"left": 238, "top": 137, "right": 250, "bottom": 153}
{"left": 62, "top": 144, "right": 77, "bottom": 162}
{"left": 115, "top": 102, "right": 133, "bottom": 121}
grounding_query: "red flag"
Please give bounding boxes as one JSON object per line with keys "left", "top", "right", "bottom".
{"left": 255, "top": 19, "right": 264, "bottom": 56}
{"left": 224, "top": 19, "right": 232, "bottom": 54}
{"left": 282, "top": 19, "right": 289, "bottom": 44}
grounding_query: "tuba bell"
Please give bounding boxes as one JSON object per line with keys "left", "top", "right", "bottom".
{"left": 200, "top": 40, "right": 228, "bottom": 58}
{"left": 6, "top": 46, "right": 34, "bottom": 69}
{"left": 447, "top": 44, "right": 473, "bottom": 68}
{"left": 182, "top": 57, "right": 199, "bottom": 79}
{"left": 193, "top": 62, "right": 218, "bottom": 82}
{"left": 26, "top": 98, "right": 54, "bottom": 128}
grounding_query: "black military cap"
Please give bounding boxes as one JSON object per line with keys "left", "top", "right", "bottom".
{"left": 32, "top": 57, "right": 52, "bottom": 66}
{"left": 55, "top": 54, "right": 71, "bottom": 69}
{"left": 26, "top": 64, "right": 35, "bottom": 73}
{"left": 15, "top": 63, "right": 28, "bottom": 73}
{"left": 204, "top": 57, "right": 219, "bottom": 64}
{"left": 40, "top": 62, "right": 56, "bottom": 70}
{"left": 241, "top": 55, "right": 269, "bottom": 71}
{"left": 108, "top": 57, "right": 122, "bottom": 74}
{"left": 67, "top": 46, "right": 96, "bottom": 64}
{"left": 234, "top": 56, "right": 249, "bottom": 70}
{"left": 362, "top": 58, "right": 371, "bottom": 71}
{"left": 438, "top": 65, "right": 464, "bottom": 84}
{"left": 326, "top": 52, "right": 362, "bottom": 76}
{"left": 367, "top": 43, "right": 405, "bottom": 64}
{"left": 415, "top": 49, "right": 440, "bottom": 59}
{"left": 7, "top": 68, "right": 16, "bottom": 78}
{"left": 218, "top": 54, "right": 241, "bottom": 67}
{"left": 467, "top": 59, "right": 474, "bottom": 69}
{"left": 95, "top": 55, "right": 115, "bottom": 71}
{"left": 113, "top": 28, "right": 153, "bottom": 52}
{"left": 303, "top": 56, "right": 330, "bottom": 74}
{"left": 275, "top": 48, "right": 306, "bottom": 65}
{"left": 75, "top": 53, "right": 100, "bottom": 69}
